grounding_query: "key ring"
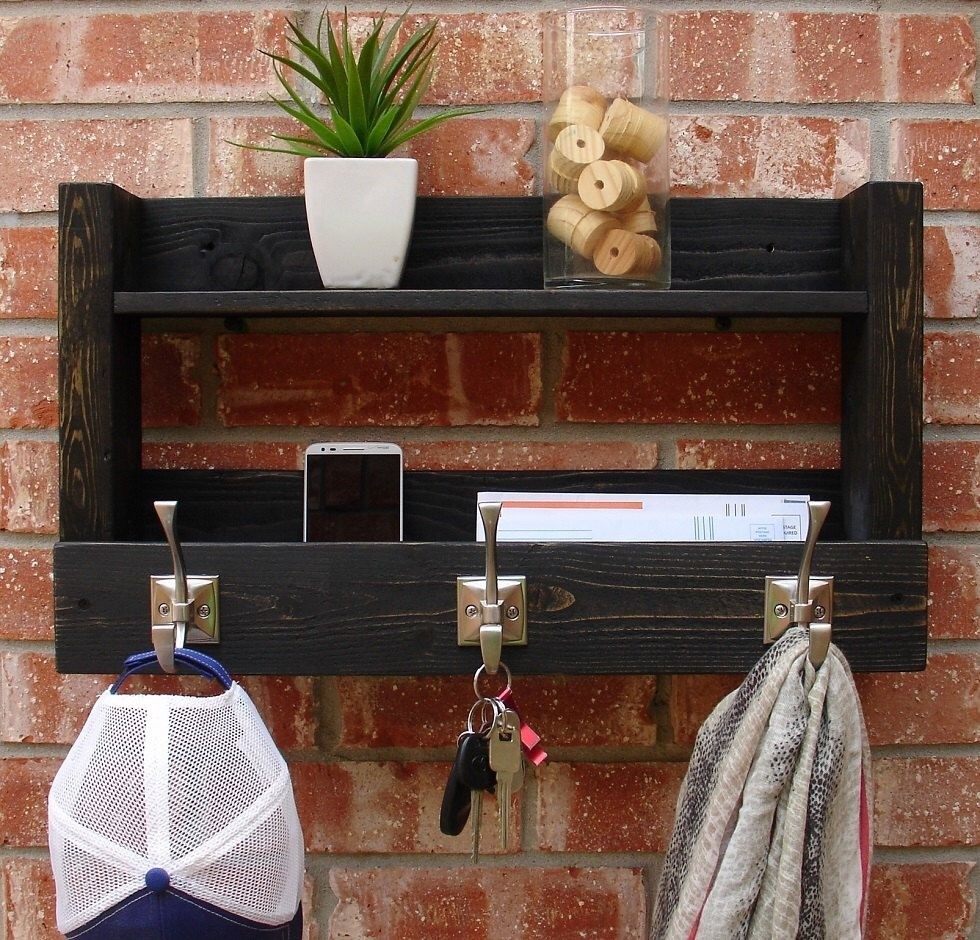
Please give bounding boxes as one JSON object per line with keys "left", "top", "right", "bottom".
{"left": 473, "top": 661, "right": 512, "bottom": 701}
{"left": 466, "top": 695, "right": 504, "bottom": 735}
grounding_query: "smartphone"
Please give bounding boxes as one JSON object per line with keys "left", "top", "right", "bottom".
{"left": 303, "top": 443, "right": 403, "bottom": 542}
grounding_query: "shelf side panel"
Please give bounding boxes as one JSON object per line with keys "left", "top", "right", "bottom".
{"left": 54, "top": 540, "right": 927, "bottom": 675}
{"left": 58, "top": 183, "right": 143, "bottom": 540}
{"left": 841, "top": 182, "right": 924, "bottom": 540}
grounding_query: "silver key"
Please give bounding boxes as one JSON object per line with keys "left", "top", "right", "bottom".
{"left": 489, "top": 707, "right": 522, "bottom": 850}
{"left": 471, "top": 788, "right": 483, "bottom": 863}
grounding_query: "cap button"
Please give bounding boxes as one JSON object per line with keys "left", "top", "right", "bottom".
{"left": 145, "top": 868, "right": 171, "bottom": 893}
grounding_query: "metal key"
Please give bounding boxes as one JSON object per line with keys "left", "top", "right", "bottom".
{"left": 488, "top": 707, "right": 522, "bottom": 850}
{"left": 458, "top": 731, "right": 495, "bottom": 863}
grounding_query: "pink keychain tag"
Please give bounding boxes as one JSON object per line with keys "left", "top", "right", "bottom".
{"left": 498, "top": 688, "right": 548, "bottom": 766}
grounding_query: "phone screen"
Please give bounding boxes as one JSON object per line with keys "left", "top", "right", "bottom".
{"left": 305, "top": 451, "right": 402, "bottom": 542}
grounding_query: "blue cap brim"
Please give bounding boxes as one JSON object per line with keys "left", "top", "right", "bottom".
{"left": 66, "top": 888, "right": 302, "bottom": 939}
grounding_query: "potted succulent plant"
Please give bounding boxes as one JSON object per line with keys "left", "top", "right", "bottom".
{"left": 241, "top": 9, "right": 481, "bottom": 288}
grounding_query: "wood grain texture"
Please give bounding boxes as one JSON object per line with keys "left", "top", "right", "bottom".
{"left": 58, "top": 183, "right": 142, "bottom": 540}
{"left": 126, "top": 194, "right": 847, "bottom": 294}
{"left": 841, "top": 182, "right": 924, "bottom": 540}
{"left": 54, "top": 539, "right": 926, "bottom": 675}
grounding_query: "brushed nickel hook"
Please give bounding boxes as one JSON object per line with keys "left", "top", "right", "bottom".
{"left": 150, "top": 501, "right": 220, "bottom": 673}
{"left": 796, "top": 501, "right": 831, "bottom": 667}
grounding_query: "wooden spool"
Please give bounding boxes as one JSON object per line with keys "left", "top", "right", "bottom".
{"left": 577, "top": 160, "right": 647, "bottom": 213}
{"left": 550, "top": 124, "right": 606, "bottom": 181}
{"left": 546, "top": 195, "right": 618, "bottom": 258}
{"left": 547, "top": 84, "right": 607, "bottom": 141}
{"left": 619, "top": 207, "right": 658, "bottom": 236}
{"left": 599, "top": 97, "right": 668, "bottom": 164}
{"left": 592, "top": 229, "right": 661, "bottom": 277}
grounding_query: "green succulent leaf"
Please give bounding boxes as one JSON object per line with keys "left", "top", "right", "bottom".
{"left": 230, "top": 6, "right": 486, "bottom": 159}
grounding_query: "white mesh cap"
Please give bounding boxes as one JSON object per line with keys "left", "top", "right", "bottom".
{"left": 48, "top": 681, "right": 305, "bottom": 934}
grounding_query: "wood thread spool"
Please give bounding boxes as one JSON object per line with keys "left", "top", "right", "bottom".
{"left": 550, "top": 124, "right": 605, "bottom": 182}
{"left": 592, "top": 229, "right": 661, "bottom": 277}
{"left": 547, "top": 195, "right": 618, "bottom": 258}
{"left": 599, "top": 97, "right": 668, "bottom": 163}
{"left": 547, "top": 84, "right": 606, "bottom": 141}
{"left": 619, "top": 208, "right": 658, "bottom": 236}
{"left": 577, "top": 160, "right": 647, "bottom": 213}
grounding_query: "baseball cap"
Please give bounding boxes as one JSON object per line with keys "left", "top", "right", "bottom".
{"left": 48, "top": 649, "right": 305, "bottom": 938}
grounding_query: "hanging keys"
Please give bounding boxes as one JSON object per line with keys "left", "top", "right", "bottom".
{"left": 488, "top": 706, "right": 523, "bottom": 850}
{"left": 440, "top": 697, "right": 499, "bottom": 862}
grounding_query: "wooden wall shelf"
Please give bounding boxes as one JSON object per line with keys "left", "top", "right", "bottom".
{"left": 55, "top": 182, "right": 926, "bottom": 675}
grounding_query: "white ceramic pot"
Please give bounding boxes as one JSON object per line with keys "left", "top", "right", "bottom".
{"left": 303, "top": 157, "right": 418, "bottom": 289}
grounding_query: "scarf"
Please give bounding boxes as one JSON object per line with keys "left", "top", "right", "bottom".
{"left": 651, "top": 627, "right": 872, "bottom": 940}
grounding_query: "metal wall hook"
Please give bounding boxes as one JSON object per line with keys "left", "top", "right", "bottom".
{"left": 764, "top": 499, "right": 834, "bottom": 668}
{"left": 457, "top": 501, "right": 527, "bottom": 674}
{"left": 150, "top": 500, "right": 219, "bottom": 673}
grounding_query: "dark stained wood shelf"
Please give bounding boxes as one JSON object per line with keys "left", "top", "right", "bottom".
{"left": 113, "top": 289, "right": 868, "bottom": 318}
{"left": 55, "top": 183, "right": 926, "bottom": 675}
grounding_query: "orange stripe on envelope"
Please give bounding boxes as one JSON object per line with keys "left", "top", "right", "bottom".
{"left": 501, "top": 500, "right": 643, "bottom": 510}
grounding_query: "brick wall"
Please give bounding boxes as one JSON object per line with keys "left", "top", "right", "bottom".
{"left": 0, "top": 3, "right": 977, "bottom": 937}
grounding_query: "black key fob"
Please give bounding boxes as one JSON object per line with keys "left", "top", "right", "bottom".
{"left": 439, "top": 736, "right": 474, "bottom": 836}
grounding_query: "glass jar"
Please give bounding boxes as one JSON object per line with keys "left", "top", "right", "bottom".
{"left": 543, "top": 6, "right": 669, "bottom": 288}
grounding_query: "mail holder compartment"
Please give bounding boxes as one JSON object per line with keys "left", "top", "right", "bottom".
{"left": 54, "top": 182, "right": 927, "bottom": 675}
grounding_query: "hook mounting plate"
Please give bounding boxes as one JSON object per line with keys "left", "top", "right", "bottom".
{"left": 764, "top": 575, "right": 833, "bottom": 643}
{"left": 150, "top": 576, "right": 220, "bottom": 644}
{"left": 457, "top": 576, "right": 528, "bottom": 648}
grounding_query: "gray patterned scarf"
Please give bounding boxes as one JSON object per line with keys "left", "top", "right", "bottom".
{"left": 651, "top": 627, "right": 872, "bottom": 939}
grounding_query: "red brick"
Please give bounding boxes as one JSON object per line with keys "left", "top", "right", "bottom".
{"left": 891, "top": 120, "right": 980, "bottom": 211}
{"left": 413, "top": 13, "right": 541, "bottom": 105}
{"left": 0, "top": 226, "right": 57, "bottom": 319}
{"left": 874, "top": 757, "right": 980, "bottom": 846}
{"left": 217, "top": 333, "right": 542, "bottom": 427}
{"left": 0, "top": 336, "right": 56, "bottom": 428}
{"left": 536, "top": 762, "right": 684, "bottom": 852}
{"left": 670, "top": 674, "right": 742, "bottom": 747}
{"left": 2, "top": 857, "right": 59, "bottom": 939}
{"left": 0, "top": 440, "right": 57, "bottom": 534}
{"left": 141, "top": 333, "right": 201, "bottom": 428}
{"left": 0, "top": 652, "right": 107, "bottom": 744}
{"left": 404, "top": 440, "right": 659, "bottom": 471}
{"left": 209, "top": 116, "right": 305, "bottom": 197}
{"left": 0, "top": 12, "right": 288, "bottom": 104}
{"left": 867, "top": 863, "right": 976, "bottom": 940}
{"left": 238, "top": 675, "right": 318, "bottom": 751}
{"left": 892, "top": 16, "right": 976, "bottom": 105}
{"left": 291, "top": 761, "right": 518, "bottom": 855}
{"left": 675, "top": 439, "right": 840, "bottom": 470}
{"left": 924, "top": 331, "right": 980, "bottom": 424}
{"left": 143, "top": 442, "right": 304, "bottom": 471}
{"left": 336, "top": 675, "right": 656, "bottom": 749}
{"left": 558, "top": 332, "right": 840, "bottom": 425}
{"left": 669, "top": 11, "right": 755, "bottom": 102}
{"left": 328, "top": 867, "right": 647, "bottom": 939}
{"left": 925, "top": 226, "right": 980, "bottom": 319}
{"left": 0, "top": 119, "right": 192, "bottom": 213}
{"left": 790, "top": 13, "right": 883, "bottom": 102}
{"left": 0, "top": 758, "right": 58, "bottom": 847}
{"left": 408, "top": 118, "right": 535, "bottom": 196}
{"left": 923, "top": 441, "right": 980, "bottom": 532}
{"left": 855, "top": 653, "right": 980, "bottom": 746}
{"left": 928, "top": 544, "right": 980, "bottom": 639}
{"left": 212, "top": 117, "right": 537, "bottom": 197}
{"left": 671, "top": 114, "right": 869, "bottom": 198}
{"left": 0, "top": 548, "right": 52, "bottom": 641}
{"left": 0, "top": 18, "right": 61, "bottom": 102}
